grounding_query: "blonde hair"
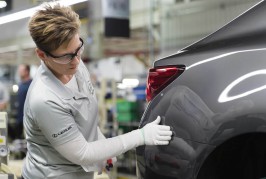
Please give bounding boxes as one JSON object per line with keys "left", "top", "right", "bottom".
{"left": 28, "top": 3, "right": 81, "bottom": 52}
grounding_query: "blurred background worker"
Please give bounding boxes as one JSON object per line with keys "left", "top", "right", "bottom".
{"left": 8, "top": 64, "right": 32, "bottom": 141}
{"left": 16, "top": 64, "right": 32, "bottom": 139}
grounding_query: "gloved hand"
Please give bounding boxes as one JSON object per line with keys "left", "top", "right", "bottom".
{"left": 141, "top": 116, "right": 172, "bottom": 145}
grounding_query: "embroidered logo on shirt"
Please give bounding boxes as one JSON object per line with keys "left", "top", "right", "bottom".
{"left": 52, "top": 125, "right": 73, "bottom": 138}
{"left": 87, "top": 81, "right": 94, "bottom": 95}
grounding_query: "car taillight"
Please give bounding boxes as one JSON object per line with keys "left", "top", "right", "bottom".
{"left": 146, "top": 65, "right": 185, "bottom": 102}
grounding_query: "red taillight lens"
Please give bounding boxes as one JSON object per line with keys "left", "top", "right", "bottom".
{"left": 146, "top": 65, "right": 184, "bottom": 102}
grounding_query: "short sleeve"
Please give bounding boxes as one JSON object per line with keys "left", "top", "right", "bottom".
{"left": 31, "top": 99, "right": 80, "bottom": 146}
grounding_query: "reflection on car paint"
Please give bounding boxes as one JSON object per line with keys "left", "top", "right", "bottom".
{"left": 218, "top": 69, "right": 266, "bottom": 102}
{"left": 187, "top": 48, "right": 266, "bottom": 70}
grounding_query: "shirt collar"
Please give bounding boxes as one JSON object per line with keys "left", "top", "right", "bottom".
{"left": 40, "top": 61, "right": 75, "bottom": 100}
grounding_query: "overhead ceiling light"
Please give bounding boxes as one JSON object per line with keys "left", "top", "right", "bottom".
{"left": 0, "top": 0, "right": 88, "bottom": 25}
{"left": 0, "top": 1, "right": 7, "bottom": 8}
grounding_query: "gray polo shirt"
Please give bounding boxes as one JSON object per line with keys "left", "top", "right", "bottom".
{"left": 22, "top": 61, "right": 98, "bottom": 179}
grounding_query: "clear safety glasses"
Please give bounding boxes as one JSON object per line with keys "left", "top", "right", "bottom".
{"left": 43, "top": 38, "right": 84, "bottom": 64}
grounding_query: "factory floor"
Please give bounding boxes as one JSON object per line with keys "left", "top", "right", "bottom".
{"left": 8, "top": 160, "right": 109, "bottom": 178}
{"left": 7, "top": 160, "right": 137, "bottom": 179}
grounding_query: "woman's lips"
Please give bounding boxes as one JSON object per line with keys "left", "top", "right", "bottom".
{"left": 69, "top": 66, "right": 77, "bottom": 69}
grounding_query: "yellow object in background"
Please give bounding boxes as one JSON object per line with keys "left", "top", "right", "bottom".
{"left": 0, "top": 136, "right": 6, "bottom": 145}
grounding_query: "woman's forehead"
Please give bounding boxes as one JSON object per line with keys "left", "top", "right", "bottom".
{"left": 54, "top": 34, "right": 80, "bottom": 54}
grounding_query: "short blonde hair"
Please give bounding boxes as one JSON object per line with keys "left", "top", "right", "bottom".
{"left": 28, "top": 3, "right": 81, "bottom": 52}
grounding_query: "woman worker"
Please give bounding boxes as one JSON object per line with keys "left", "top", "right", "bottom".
{"left": 22, "top": 3, "right": 173, "bottom": 179}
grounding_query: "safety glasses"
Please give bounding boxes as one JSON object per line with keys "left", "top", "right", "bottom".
{"left": 43, "top": 38, "right": 84, "bottom": 64}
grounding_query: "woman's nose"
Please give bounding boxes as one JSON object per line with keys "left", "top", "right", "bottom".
{"left": 70, "top": 55, "right": 80, "bottom": 65}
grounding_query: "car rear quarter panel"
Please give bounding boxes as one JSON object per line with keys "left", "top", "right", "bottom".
{"left": 137, "top": 48, "right": 266, "bottom": 179}
{"left": 137, "top": 1, "right": 266, "bottom": 178}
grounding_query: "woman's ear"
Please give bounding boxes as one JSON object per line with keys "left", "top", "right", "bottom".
{"left": 35, "top": 48, "right": 47, "bottom": 61}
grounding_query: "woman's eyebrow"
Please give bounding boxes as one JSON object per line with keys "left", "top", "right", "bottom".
{"left": 58, "top": 40, "right": 82, "bottom": 56}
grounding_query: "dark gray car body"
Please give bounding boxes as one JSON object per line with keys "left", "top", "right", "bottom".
{"left": 136, "top": 1, "right": 266, "bottom": 179}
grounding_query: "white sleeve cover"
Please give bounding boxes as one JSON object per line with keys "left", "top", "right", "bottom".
{"left": 97, "top": 127, "right": 106, "bottom": 140}
{"left": 54, "top": 129, "right": 144, "bottom": 167}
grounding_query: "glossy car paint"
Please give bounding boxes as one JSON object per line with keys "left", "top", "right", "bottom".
{"left": 137, "top": 1, "right": 266, "bottom": 179}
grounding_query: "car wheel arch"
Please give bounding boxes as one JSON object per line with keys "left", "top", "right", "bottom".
{"left": 196, "top": 132, "right": 266, "bottom": 179}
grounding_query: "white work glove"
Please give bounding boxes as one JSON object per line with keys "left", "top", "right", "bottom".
{"left": 141, "top": 116, "right": 172, "bottom": 145}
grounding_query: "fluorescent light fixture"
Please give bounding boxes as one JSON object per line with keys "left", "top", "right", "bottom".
{"left": 60, "top": 0, "right": 88, "bottom": 6}
{"left": 0, "top": 1, "right": 7, "bottom": 8}
{"left": 0, "top": 0, "right": 88, "bottom": 25}
{"left": 0, "top": 7, "right": 37, "bottom": 25}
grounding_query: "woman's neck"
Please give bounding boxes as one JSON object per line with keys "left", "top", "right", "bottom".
{"left": 48, "top": 66, "right": 73, "bottom": 84}
{"left": 58, "top": 74, "right": 73, "bottom": 84}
